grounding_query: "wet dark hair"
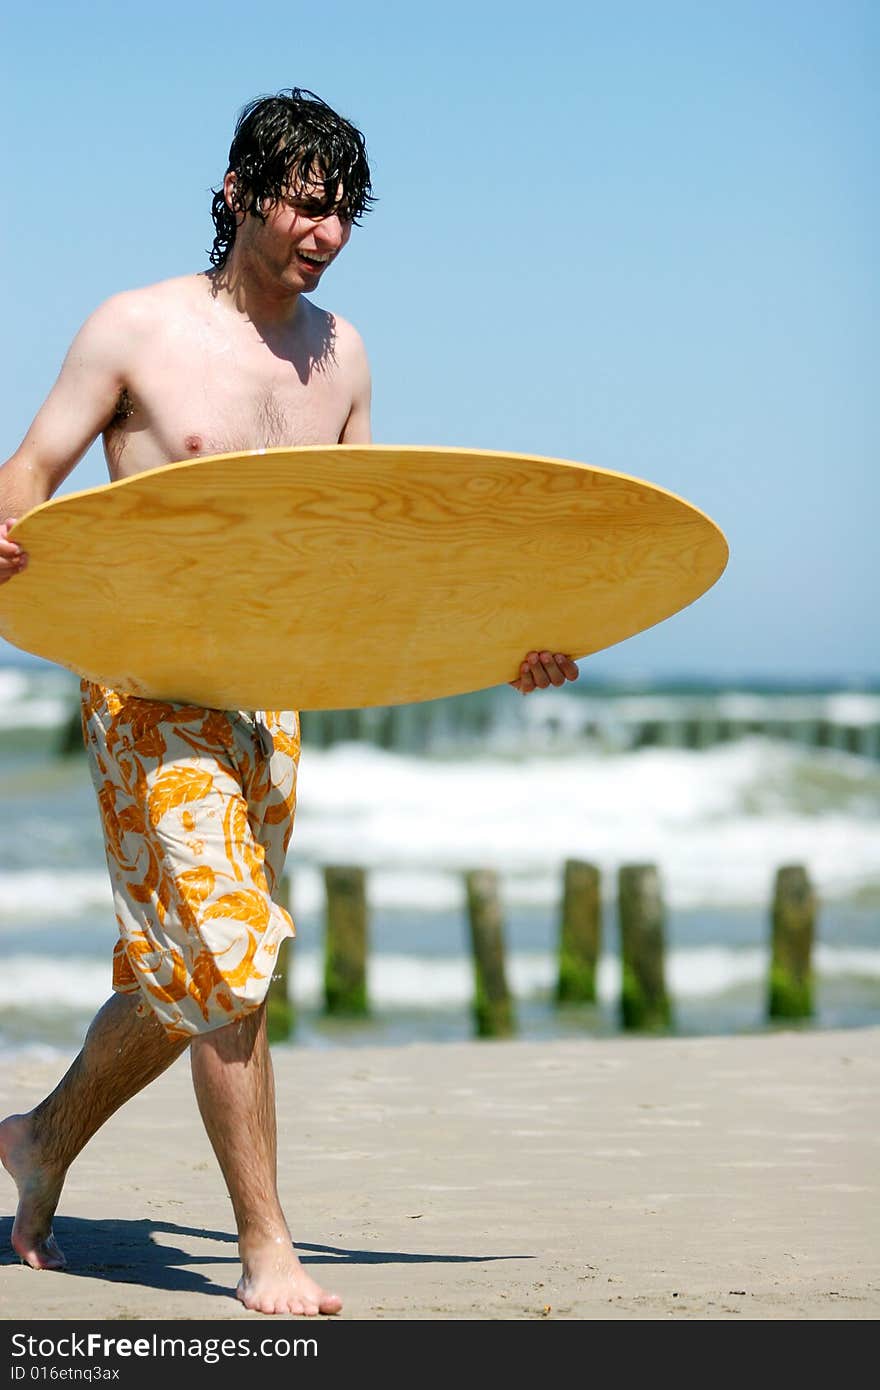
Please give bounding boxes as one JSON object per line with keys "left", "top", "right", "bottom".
{"left": 209, "top": 88, "right": 375, "bottom": 268}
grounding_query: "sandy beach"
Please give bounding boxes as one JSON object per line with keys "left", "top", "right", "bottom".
{"left": 1, "top": 1026, "right": 878, "bottom": 1321}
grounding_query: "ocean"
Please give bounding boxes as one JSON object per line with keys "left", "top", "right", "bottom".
{"left": 1, "top": 660, "right": 878, "bottom": 1059}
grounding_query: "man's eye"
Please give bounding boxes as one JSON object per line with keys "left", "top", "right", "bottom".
{"left": 285, "top": 196, "right": 350, "bottom": 221}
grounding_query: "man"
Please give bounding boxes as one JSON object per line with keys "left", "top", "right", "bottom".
{"left": 0, "top": 89, "right": 579, "bottom": 1317}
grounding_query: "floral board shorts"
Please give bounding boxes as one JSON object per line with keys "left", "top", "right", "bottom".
{"left": 80, "top": 680, "right": 300, "bottom": 1041}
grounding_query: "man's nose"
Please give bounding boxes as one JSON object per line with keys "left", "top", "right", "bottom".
{"left": 314, "top": 214, "right": 348, "bottom": 249}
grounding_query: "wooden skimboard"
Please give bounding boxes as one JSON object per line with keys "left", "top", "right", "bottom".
{"left": 0, "top": 446, "right": 728, "bottom": 710}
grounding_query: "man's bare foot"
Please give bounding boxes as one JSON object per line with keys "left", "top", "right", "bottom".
{"left": 0, "top": 1114, "right": 67, "bottom": 1270}
{"left": 237, "top": 1233, "right": 342, "bottom": 1315}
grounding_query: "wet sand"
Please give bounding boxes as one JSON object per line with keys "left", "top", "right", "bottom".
{"left": 1, "top": 1027, "right": 878, "bottom": 1320}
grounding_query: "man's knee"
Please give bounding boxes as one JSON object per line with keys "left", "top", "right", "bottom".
{"left": 190, "top": 1000, "right": 267, "bottom": 1060}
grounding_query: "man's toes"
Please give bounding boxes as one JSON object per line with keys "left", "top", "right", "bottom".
{"left": 238, "top": 1287, "right": 275, "bottom": 1315}
{"left": 238, "top": 1276, "right": 342, "bottom": 1317}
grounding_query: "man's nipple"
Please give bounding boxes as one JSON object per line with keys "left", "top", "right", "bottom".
{"left": 184, "top": 434, "right": 203, "bottom": 454}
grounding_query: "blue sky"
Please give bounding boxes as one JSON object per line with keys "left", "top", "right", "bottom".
{"left": 2, "top": 0, "right": 876, "bottom": 681}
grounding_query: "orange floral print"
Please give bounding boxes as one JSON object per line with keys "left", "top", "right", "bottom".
{"left": 81, "top": 679, "right": 300, "bottom": 1040}
{"left": 147, "top": 766, "right": 215, "bottom": 827}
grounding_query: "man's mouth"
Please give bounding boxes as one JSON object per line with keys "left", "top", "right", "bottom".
{"left": 296, "top": 250, "right": 331, "bottom": 270}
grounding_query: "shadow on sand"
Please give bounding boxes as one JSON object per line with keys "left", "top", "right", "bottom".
{"left": 0, "top": 1216, "right": 531, "bottom": 1300}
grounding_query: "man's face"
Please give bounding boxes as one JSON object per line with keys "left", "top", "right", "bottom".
{"left": 227, "top": 165, "right": 353, "bottom": 292}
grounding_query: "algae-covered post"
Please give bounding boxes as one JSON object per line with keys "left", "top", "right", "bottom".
{"left": 324, "top": 865, "right": 370, "bottom": 1015}
{"left": 617, "top": 864, "right": 672, "bottom": 1031}
{"left": 768, "top": 865, "right": 816, "bottom": 1019}
{"left": 266, "top": 874, "right": 295, "bottom": 1042}
{"left": 556, "top": 859, "right": 602, "bottom": 1004}
{"left": 464, "top": 868, "right": 516, "bottom": 1038}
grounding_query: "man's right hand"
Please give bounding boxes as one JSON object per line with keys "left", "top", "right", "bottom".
{"left": 0, "top": 519, "right": 27, "bottom": 584}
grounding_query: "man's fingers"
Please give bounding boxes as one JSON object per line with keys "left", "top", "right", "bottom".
{"left": 541, "top": 652, "right": 580, "bottom": 683}
{"left": 527, "top": 652, "right": 551, "bottom": 688}
{"left": 0, "top": 562, "right": 26, "bottom": 585}
{"left": 0, "top": 520, "right": 22, "bottom": 557}
{"left": 0, "top": 516, "right": 28, "bottom": 581}
{"left": 536, "top": 651, "right": 570, "bottom": 686}
{"left": 557, "top": 654, "right": 579, "bottom": 680}
{"left": 511, "top": 652, "right": 580, "bottom": 694}
{"left": 510, "top": 660, "right": 536, "bottom": 694}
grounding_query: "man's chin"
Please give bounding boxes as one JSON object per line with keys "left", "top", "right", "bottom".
{"left": 294, "top": 261, "right": 325, "bottom": 284}
{"left": 273, "top": 265, "right": 320, "bottom": 294}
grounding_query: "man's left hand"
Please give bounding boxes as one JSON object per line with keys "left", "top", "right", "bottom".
{"left": 509, "top": 651, "right": 579, "bottom": 695}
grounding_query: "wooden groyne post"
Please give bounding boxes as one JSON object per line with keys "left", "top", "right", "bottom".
{"left": 465, "top": 869, "right": 515, "bottom": 1037}
{"left": 324, "top": 865, "right": 370, "bottom": 1015}
{"left": 556, "top": 859, "right": 601, "bottom": 1003}
{"left": 266, "top": 874, "right": 295, "bottom": 1043}
{"left": 618, "top": 864, "right": 672, "bottom": 1030}
{"left": 768, "top": 865, "right": 815, "bottom": 1018}
{"left": 58, "top": 706, "right": 86, "bottom": 758}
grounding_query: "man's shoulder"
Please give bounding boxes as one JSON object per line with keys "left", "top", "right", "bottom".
{"left": 67, "top": 275, "right": 204, "bottom": 372}
{"left": 306, "top": 303, "right": 368, "bottom": 366}
{"left": 98, "top": 273, "right": 200, "bottom": 320}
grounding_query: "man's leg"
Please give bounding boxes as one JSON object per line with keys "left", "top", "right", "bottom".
{"left": 13, "top": 692, "right": 335, "bottom": 1310}
{"left": 190, "top": 1001, "right": 342, "bottom": 1316}
{"left": 0, "top": 991, "right": 188, "bottom": 1269}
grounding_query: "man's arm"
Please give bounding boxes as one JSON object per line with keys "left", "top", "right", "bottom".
{"left": 0, "top": 297, "right": 134, "bottom": 583}
{"left": 338, "top": 323, "right": 372, "bottom": 445}
{"left": 327, "top": 317, "right": 577, "bottom": 697}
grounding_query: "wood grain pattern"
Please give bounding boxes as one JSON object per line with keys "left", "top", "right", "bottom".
{"left": 0, "top": 445, "right": 728, "bottom": 709}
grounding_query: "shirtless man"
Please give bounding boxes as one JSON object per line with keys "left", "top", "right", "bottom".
{"left": 0, "top": 89, "right": 579, "bottom": 1317}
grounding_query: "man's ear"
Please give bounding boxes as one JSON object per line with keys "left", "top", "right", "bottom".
{"left": 223, "top": 171, "right": 249, "bottom": 227}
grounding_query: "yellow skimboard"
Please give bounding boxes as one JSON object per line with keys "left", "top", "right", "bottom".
{"left": 0, "top": 445, "right": 728, "bottom": 710}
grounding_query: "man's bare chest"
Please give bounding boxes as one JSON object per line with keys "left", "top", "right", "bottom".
{"left": 105, "top": 334, "right": 351, "bottom": 477}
